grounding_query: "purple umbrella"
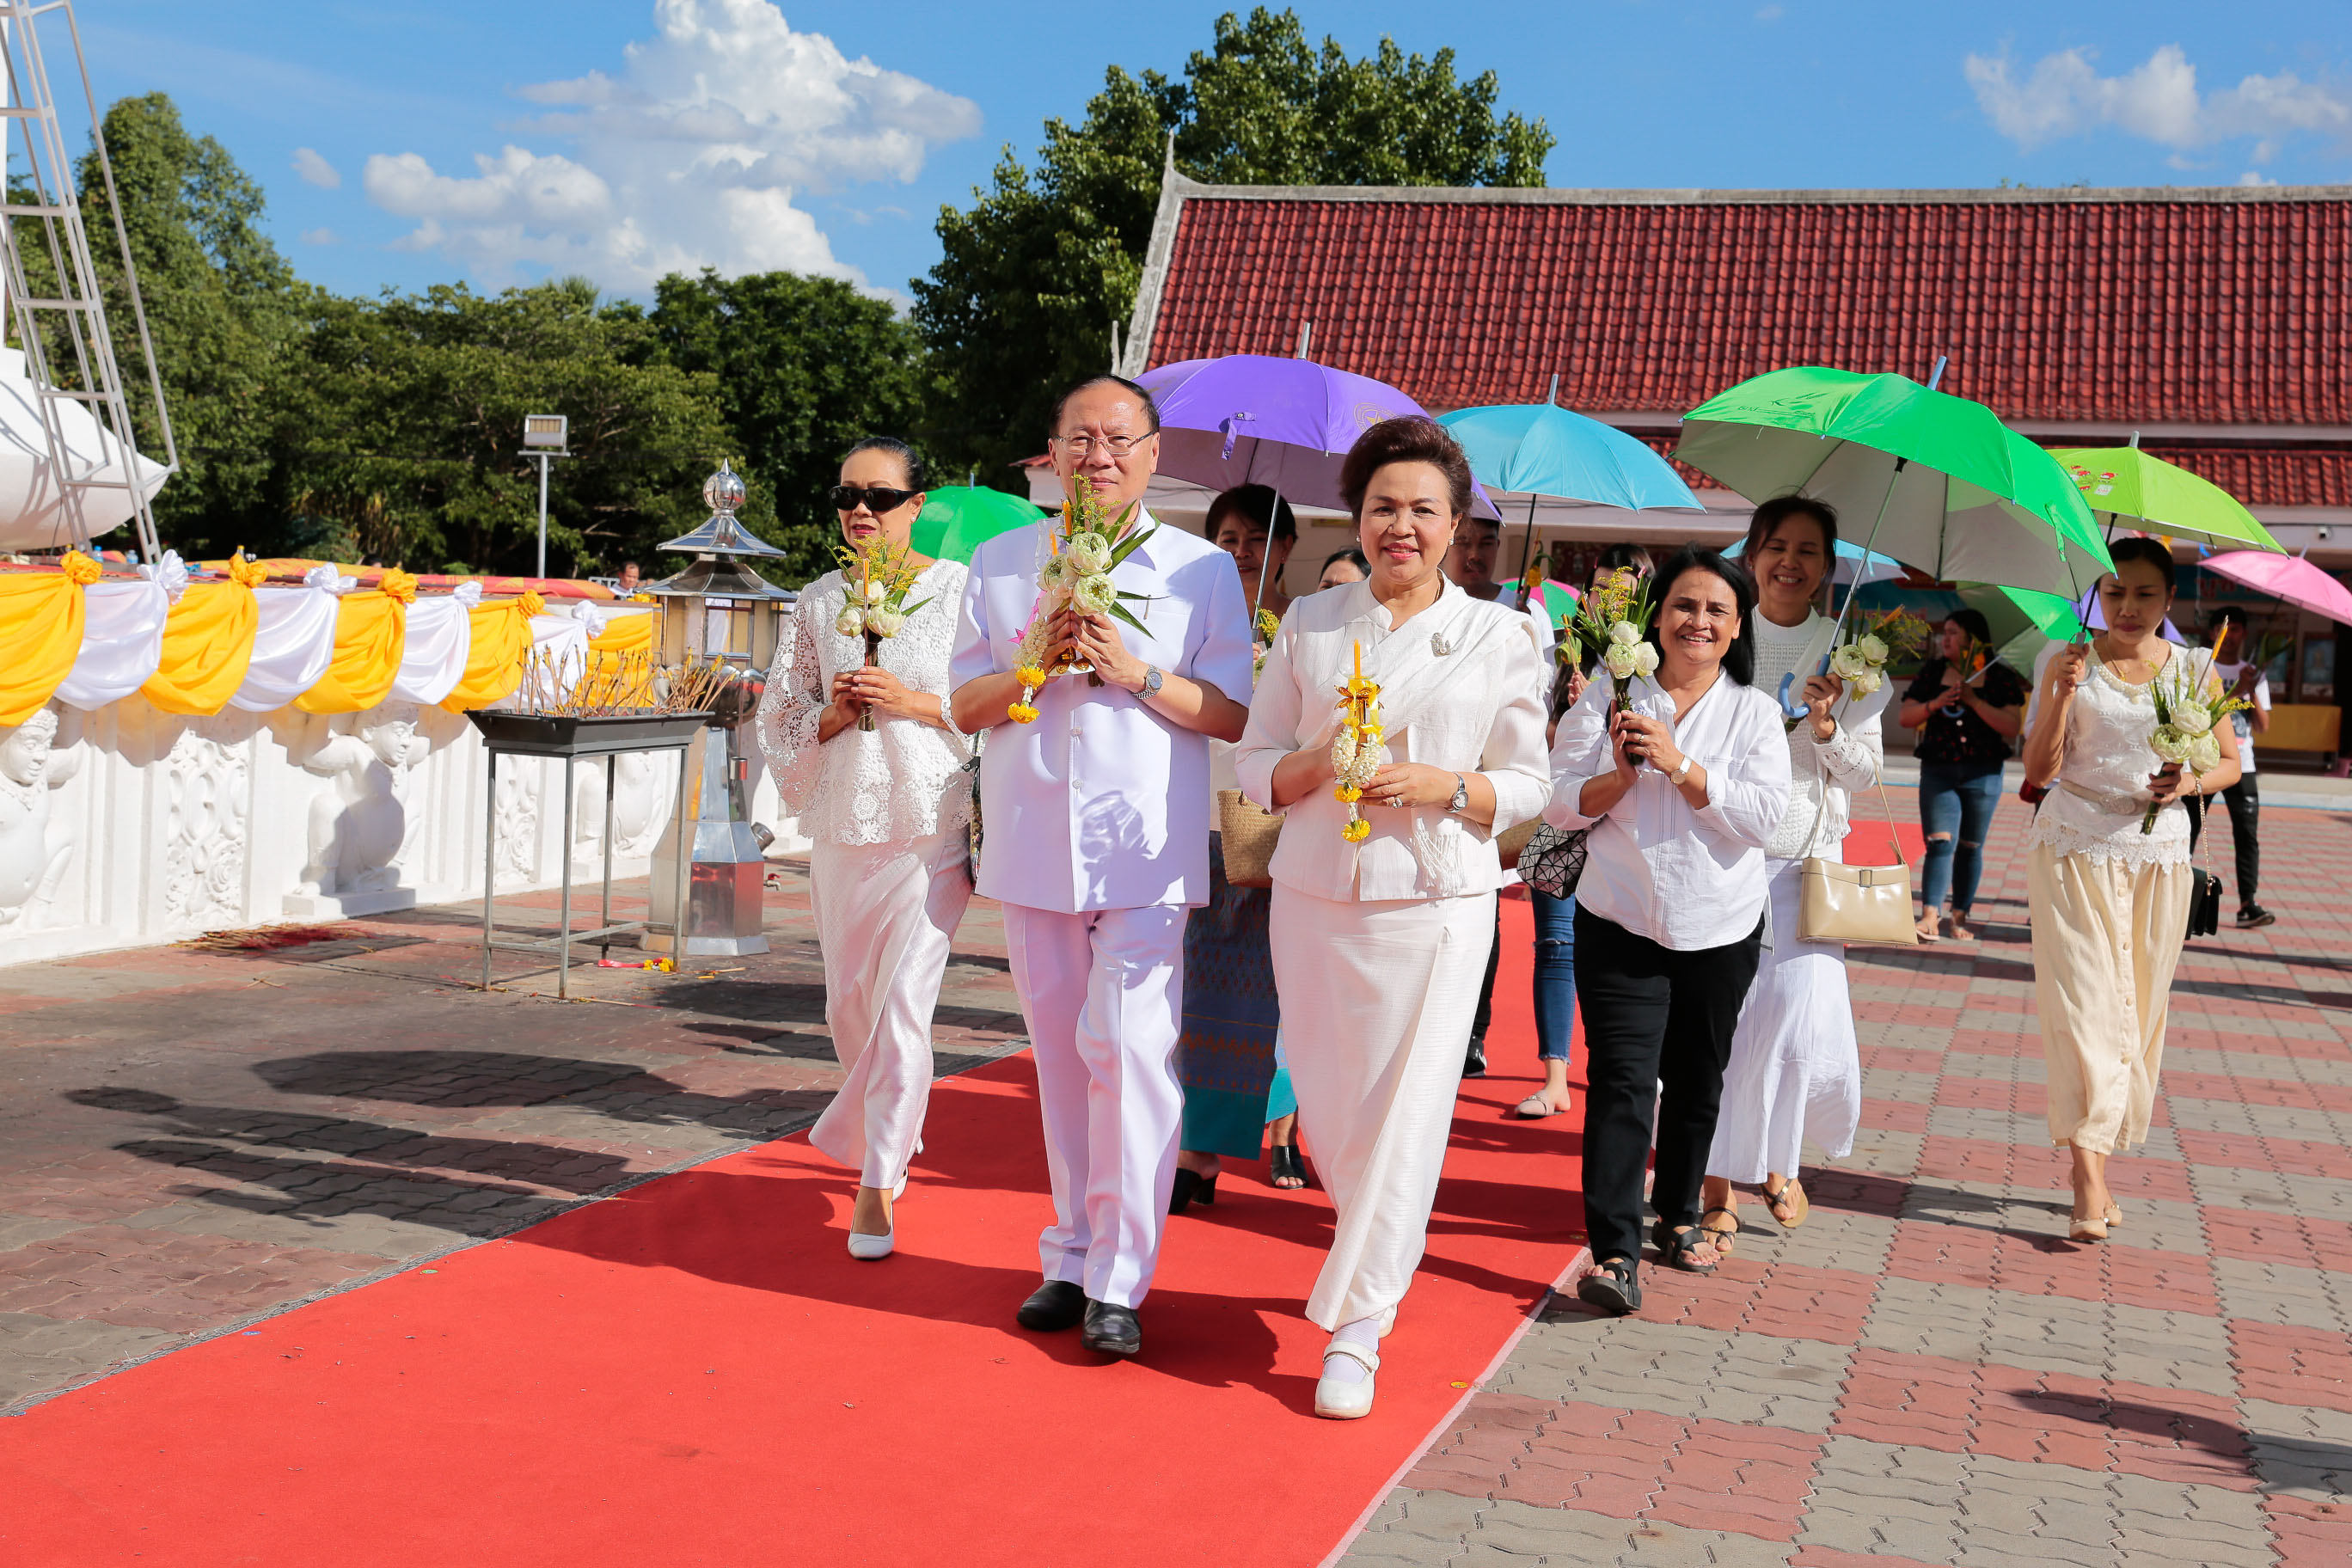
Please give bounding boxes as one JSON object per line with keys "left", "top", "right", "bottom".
{"left": 1138, "top": 355, "right": 1501, "bottom": 520}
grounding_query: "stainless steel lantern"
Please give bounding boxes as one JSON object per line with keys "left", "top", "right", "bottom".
{"left": 641, "top": 462, "right": 796, "bottom": 957}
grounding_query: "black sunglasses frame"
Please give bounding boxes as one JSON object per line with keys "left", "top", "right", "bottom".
{"left": 830, "top": 484, "right": 921, "bottom": 514}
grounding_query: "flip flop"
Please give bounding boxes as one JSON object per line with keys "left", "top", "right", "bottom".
{"left": 1763, "top": 1179, "right": 1810, "bottom": 1229}
{"left": 1699, "top": 1206, "right": 1739, "bottom": 1256}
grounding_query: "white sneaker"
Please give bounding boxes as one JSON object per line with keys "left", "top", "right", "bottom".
{"left": 846, "top": 1228, "right": 894, "bottom": 1260}
{"left": 1314, "top": 1341, "right": 1379, "bottom": 1419}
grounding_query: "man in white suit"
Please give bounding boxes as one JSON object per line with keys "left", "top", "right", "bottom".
{"left": 949, "top": 374, "right": 1254, "bottom": 1357}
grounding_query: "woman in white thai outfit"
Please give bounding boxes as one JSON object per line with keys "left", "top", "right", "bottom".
{"left": 755, "top": 438, "right": 972, "bottom": 1260}
{"left": 1234, "top": 417, "right": 1549, "bottom": 1420}
{"left": 1698, "top": 499, "right": 1890, "bottom": 1251}
{"left": 2021, "top": 537, "right": 2238, "bottom": 1241}
{"left": 1547, "top": 545, "right": 1792, "bottom": 1317}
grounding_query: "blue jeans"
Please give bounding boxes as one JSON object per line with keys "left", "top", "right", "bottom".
{"left": 1918, "top": 761, "right": 2003, "bottom": 915}
{"left": 1532, "top": 888, "right": 1577, "bottom": 1061}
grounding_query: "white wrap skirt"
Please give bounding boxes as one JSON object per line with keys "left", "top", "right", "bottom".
{"left": 807, "top": 831, "right": 973, "bottom": 1188}
{"left": 1271, "top": 883, "right": 1492, "bottom": 1331}
{"left": 1706, "top": 857, "right": 1862, "bottom": 1185}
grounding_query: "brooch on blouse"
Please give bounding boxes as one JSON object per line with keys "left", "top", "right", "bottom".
{"left": 1430, "top": 630, "right": 1457, "bottom": 657}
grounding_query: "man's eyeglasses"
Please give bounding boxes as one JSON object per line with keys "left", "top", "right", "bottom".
{"left": 829, "top": 484, "right": 920, "bottom": 513}
{"left": 1050, "top": 432, "right": 1155, "bottom": 460}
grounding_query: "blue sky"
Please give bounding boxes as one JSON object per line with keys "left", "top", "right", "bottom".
{"left": 72, "top": 1, "right": 2352, "bottom": 303}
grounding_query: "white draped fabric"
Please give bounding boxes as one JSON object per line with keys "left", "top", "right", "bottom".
{"left": 390, "top": 584, "right": 479, "bottom": 706}
{"left": 54, "top": 578, "right": 170, "bottom": 710}
{"left": 229, "top": 585, "right": 340, "bottom": 713}
{"left": 501, "top": 611, "right": 595, "bottom": 710}
{"left": 806, "top": 831, "right": 973, "bottom": 1188}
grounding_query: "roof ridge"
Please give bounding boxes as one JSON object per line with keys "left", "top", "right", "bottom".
{"left": 1163, "top": 172, "right": 2352, "bottom": 205}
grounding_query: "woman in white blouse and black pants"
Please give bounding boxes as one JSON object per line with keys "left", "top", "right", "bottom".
{"left": 1236, "top": 418, "right": 1550, "bottom": 1419}
{"left": 1546, "top": 545, "right": 1792, "bottom": 1315}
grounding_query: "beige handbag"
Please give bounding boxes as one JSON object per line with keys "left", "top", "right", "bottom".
{"left": 1797, "top": 777, "right": 1919, "bottom": 946}
{"left": 1217, "top": 788, "right": 1283, "bottom": 889}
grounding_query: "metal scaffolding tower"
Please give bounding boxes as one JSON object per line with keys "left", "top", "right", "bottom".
{"left": 0, "top": 0, "right": 174, "bottom": 559}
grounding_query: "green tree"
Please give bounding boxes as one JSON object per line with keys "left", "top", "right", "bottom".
{"left": 278, "top": 279, "right": 744, "bottom": 578}
{"left": 650, "top": 268, "right": 932, "bottom": 584}
{"left": 913, "top": 7, "right": 1553, "bottom": 485}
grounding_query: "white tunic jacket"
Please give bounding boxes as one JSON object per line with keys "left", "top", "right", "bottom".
{"left": 1234, "top": 579, "right": 1551, "bottom": 903}
{"left": 949, "top": 511, "right": 1256, "bottom": 913}
{"left": 1547, "top": 669, "right": 1793, "bottom": 951}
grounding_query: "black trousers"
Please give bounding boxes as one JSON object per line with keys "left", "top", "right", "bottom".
{"left": 1575, "top": 904, "right": 1764, "bottom": 1267}
{"left": 2186, "top": 775, "right": 2262, "bottom": 907}
{"left": 1469, "top": 902, "right": 1502, "bottom": 1043}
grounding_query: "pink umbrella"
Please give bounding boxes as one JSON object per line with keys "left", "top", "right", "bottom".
{"left": 2202, "top": 551, "right": 2352, "bottom": 628}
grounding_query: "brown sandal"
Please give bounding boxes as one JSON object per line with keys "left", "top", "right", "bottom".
{"left": 1764, "top": 1179, "right": 1809, "bottom": 1229}
{"left": 1699, "top": 1206, "right": 1739, "bottom": 1256}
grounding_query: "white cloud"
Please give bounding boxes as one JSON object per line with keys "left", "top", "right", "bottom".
{"left": 360, "top": 0, "right": 979, "bottom": 291}
{"left": 299, "top": 228, "right": 340, "bottom": 245}
{"left": 1755, "top": 5, "right": 1784, "bottom": 21}
{"left": 1965, "top": 43, "right": 2351, "bottom": 162}
{"left": 291, "top": 146, "right": 341, "bottom": 189}
{"left": 2238, "top": 169, "right": 2282, "bottom": 187}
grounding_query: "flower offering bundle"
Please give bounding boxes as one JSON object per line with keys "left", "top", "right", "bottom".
{"left": 1253, "top": 605, "right": 1280, "bottom": 681}
{"left": 1822, "top": 608, "right": 1933, "bottom": 710}
{"left": 2141, "top": 659, "right": 2246, "bottom": 833}
{"left": 1329, "top": 640, "right": 1383, "bottom": 842}
{"left": 833, "top": 536, "right": 934, "bottom": 732}
{"left": 1562, "top": 568, "right": 1657, "bottom": 710}
{"left": 1007, "top": 474, "right": 1157, "bottom": 724}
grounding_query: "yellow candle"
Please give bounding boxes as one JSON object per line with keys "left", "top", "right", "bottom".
{"left": 1353, "top": 640, "right": 1362, "bottom": 683}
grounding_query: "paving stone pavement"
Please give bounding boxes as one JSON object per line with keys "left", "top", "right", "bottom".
{"left": 0, "top": 865, "right": 1025, "bottom": 1412}
{"left": 1338, "top": 790, "right": 2352, "bottom": 1567}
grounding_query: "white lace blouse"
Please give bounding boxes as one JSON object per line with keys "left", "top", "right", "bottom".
{"left": 1749, "top": 611, "right": 1890, "bottom": 861}
{"left": 2025, "top": 643, "right": 2216, "bottom": 868}
{"left": 756, "top": 560, "right": 972, "bottom": 847}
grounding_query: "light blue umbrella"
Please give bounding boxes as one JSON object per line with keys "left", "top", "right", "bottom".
{"left": 1438, "top": 386, "right": 1703, "bottom": 607}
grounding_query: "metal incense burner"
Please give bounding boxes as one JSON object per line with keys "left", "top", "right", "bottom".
{"left": 640, "top": 462, "right": 795, "bottom": 955}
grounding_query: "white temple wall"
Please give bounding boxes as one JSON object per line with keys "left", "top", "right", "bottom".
{"left": 0, "top": 695, "right": 803, "bottom": 966}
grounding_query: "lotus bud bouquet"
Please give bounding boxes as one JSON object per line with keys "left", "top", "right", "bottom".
{"left": 2142, "top": 661, "right": 2245, "bottom": 833}
{"left": 1807, "top": 608, "right": 1933, "bottom": 731}
{"left": 1562, "top": 568, "right": 1657, "bottom": 712}
{"left": 1329, "top": 641, "right": 1385, "bottom": 842}
{"left": 1008, "top": 474, "right": 1157, "bottom": 724}
{"left": 833, "top": 537, "right": 934, "bottom": 732}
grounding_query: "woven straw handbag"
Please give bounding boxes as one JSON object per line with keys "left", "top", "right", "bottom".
{"left": 1797, "top": 777, "right": 1918, "bottom": 946}
{"left": 1217, "top": 788, "right": 1283, "bottom": 889}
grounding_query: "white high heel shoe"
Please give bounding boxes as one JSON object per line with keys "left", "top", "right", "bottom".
{"left": 1314, "top": 1340, "right": 1379, "bottom": 1419}
{"left": 846, "top": 1228, "right": 894, "bottom": 1260}
{"left": 1379, "top": 1305, "right": 1397, "bottom": 1338}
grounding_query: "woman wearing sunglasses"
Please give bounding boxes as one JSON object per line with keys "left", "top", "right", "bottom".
{"left": 755, "top": 438, "right": 973, "bottom": 1261}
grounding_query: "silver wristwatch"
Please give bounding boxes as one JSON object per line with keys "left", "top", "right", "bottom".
{"left": 1136, "top": 665, "right": 1164, "bottom": 698}
{"left": 1446, "top": 773, "right": 1469, "bottom": 814}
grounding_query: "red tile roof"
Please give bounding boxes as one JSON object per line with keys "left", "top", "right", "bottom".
{"left": 1131, "top": 181, "right": 2352, "bottom": 507}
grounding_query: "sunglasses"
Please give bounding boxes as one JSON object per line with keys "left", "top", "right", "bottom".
{"left": 830, "top": 484, "right": 920, "bottom": 513}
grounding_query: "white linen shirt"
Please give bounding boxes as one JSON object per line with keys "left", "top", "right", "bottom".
{"left": 949, "top": 510, "right": 1256, "bottom": 913}
{"left": 1546, "top": 669, "right": 1793, "bottom": 951}
{"left": 1234, "top": 579, "right": 1551, "bottom": 902}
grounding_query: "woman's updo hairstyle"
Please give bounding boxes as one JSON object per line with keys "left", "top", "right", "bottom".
{"left": 841, "top": 435, "right": 925, "bottom": 493}
{"left": 1207, "top": 482, "right": 1298, "bottom": 545}
{"left": 2104, "top": 536, "right": 2177, "bottom": 594}
{"left": 1338, "top": 417, "right": 1475, "bottom": 523}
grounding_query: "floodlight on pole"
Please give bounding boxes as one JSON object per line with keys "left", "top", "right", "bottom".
{"left": 520, "top": 414, "right": 570, "bottom": 578}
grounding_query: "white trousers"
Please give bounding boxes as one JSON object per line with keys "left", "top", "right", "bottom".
{"left": 1271, "top": 884, "right": 1492, "bottom": 1332}
{"left": 1001, "top": 902, "right": 1186, "bottom": 1309}
{"left": 807, "top": 832, "right": 973, "bottom": 1189}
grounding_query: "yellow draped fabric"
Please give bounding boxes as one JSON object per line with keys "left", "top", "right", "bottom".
{"left": 0, "top": 573, "right": 83, "bottom": 726}
{"left": 141, "top": 581, "right": 260, "bottom": 715}
{"left": 294, "top": 591, "right": 407, "bottom": 714}
{"left": 438, "top": 599, "right": 536, "bottom": 714}
{"left": 575, "top": 607, "right": 659, "bottom": 709}
{"left": 591, "top": 609, "right": 655, "bottom": 653}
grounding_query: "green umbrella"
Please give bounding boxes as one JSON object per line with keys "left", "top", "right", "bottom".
{"left": 914, "top": 486, "right": 1047, "bottom": 565}
{"left": 2046, "top": 444, "right": 2286, "bottom": 554}
{"left": 1957, "top": 583, "right": 2079, "bottom": 673}
{"left": 1677, "top": 367, "right": 2110, "bottom": 610}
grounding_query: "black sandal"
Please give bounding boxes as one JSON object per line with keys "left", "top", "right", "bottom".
{"left": 1698, "top": 1206, "right": 1739, "bottom": 1256}
{"left": 1169, "top": 1167, "right": 1218, "bottom": 1215}
{"left": 1268, "top": 1143, "right": 1311, "bottom": 1190}
{"left": 1575, "top": 1258, "right": 1641, "bottom": 1316}
{"left": 1651, "top": 1222, "right": 1721, "bottom": 1275}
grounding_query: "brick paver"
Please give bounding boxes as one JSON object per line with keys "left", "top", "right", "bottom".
{"left": 1339, "top": 789, "right": 2352, "bottom": 1566}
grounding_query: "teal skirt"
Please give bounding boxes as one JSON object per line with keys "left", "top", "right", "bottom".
{"left": 1175, "top": 838, "right": 1289, "bottom": 1158}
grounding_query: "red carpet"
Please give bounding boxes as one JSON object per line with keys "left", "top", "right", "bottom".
{"left": 1843, "top": 818, "right": 1926, "bottom": 867}
{"left": 0, "top": 902, "right": 1582, "bottom": 1568}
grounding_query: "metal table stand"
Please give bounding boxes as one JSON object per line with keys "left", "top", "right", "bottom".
{"left": 468, "top": 711, "right": 710, "bottom": 998}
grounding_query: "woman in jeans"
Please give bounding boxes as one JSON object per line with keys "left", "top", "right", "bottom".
{"left": 1901, "top": 609, "right": 2026, "bottom": 941}
{"left": 1516, "top": 544, "right": 1651, "bottom": 1119}
{"left": 1546, "top": 546, "right": 1792, "bottom": 1314}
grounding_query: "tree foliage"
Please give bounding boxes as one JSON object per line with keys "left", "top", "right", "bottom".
{"left": 912, "top": 7, "right": 1553, "bottom": 485}
{"left": 649, "top": 269, "right": 931, "bottom": 584}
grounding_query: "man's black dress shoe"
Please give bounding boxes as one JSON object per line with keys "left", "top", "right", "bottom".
{"left": 1463, "top": 1036, "right": 1487, "bottom": 1078}
{"left": 1081, "top": 1300, "right": 1142, "bottom": 1357}
{"left": 1016, "top": 1279, "right": 1087, "bottom": 1332}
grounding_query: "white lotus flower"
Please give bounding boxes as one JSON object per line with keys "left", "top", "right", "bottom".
{"left": 2171, "top": 703, "right": 2214, "bottom": 738}
{"left": 1608, "top": 621, "right": 1640, "bottom": 646}
{"left": 1065, "top": 533, "right": 1113, "bottom": 576}
{"left": 1857, "top": 634, "right": 1890, "bottom": 665}
{"left": 1072, "top": 573, "right": 1118, "bottom": 616}
{"left": 1602, "top": 642, "right": 1640, "bottom": 680}
{"left": 1039, "top": 554, "right": 1069, "bottom": 587}
{"left": 1632, "top": 642, "right": 1660, "bottom": 676}
{"left": 862, "top": 579, "right": 887, "bottom": 603}
{"left": 868, "top": 608, "right": 906, "bottom": 637}
{"left": 1849, "top": 668, "right": 1883, "bottom": 696}
{"left": 2187, "top": 732, "right": 2222, "bottom": 773}
{"left": 834, "top": 604, "right": 866, "bottom": 638}
{"left": 2150, "top": 726, "right": 2192, "bottom": 765}
{"left": 1828, "top": 645, "right": 1873, "bottom": 680}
